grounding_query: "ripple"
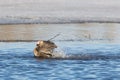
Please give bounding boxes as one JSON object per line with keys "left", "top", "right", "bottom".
{"left": 0, "top": 42, "right": 120, "bottom": 80}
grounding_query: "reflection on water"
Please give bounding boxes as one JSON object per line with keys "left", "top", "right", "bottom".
{"left": 0, "top": 23, "right": 120, "bottom": 43}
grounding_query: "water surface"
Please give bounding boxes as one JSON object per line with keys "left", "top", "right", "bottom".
{"left": 0, "top": 23, "right": 120, "bottom": 80}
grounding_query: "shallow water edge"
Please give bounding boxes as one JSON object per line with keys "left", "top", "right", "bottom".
{"left": 0, "top": 23, "right": 120, "bottom": 43}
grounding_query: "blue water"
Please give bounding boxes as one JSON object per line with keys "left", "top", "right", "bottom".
{"left": 0, "top": 41, "right": 120, "bottom": 80}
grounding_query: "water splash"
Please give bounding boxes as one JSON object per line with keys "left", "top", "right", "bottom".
{"left": 52, "top": 48, "right": 67, "bottom": 58}
{"left": 50, "top": 47, "right": 120, "bottom": 60}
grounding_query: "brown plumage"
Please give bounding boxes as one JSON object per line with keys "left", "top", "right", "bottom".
{"left": 33, "top": 40, "right": 57, "bottom": 58}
